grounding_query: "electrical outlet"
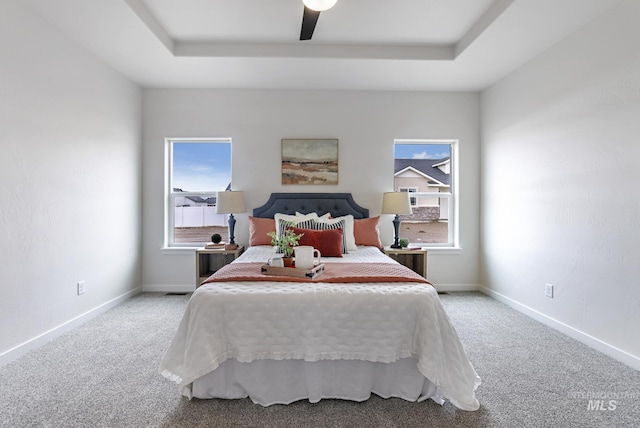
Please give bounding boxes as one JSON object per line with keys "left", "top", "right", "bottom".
{"left": 545, "top": 283, "right": 554, "bottom": 298}
{"left": 77, "top": 281, "right": 85, "bottom": 295}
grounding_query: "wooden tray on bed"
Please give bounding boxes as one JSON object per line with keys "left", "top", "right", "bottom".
{"left": 261, "top": 263, "right": 325, "bottom": 279}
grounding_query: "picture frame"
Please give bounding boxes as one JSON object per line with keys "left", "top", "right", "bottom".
{"left": 281, "top": 139, "right": 338, "bottom": 185}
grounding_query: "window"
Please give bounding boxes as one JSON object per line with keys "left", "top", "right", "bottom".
{"left": 166, "top": 138, "right": 232, "bottom": 247}
{"left": 399, "top": 187, "right": 418, "bottom": 206}
{"left": 393, "top": 140, "right": 458, "bottom": 249}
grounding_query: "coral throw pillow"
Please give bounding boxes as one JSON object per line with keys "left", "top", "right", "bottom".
{"left": 289, "top": 226, "right": 344, "bottom": 257}
{"left": 354, "top": 216, "right": 382, "bottom": 248}
{"left": 249, "top": 216, "right": 276, "bottom": 246}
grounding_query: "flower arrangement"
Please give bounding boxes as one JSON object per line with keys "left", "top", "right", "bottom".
{"left": 267, "top": 224, "right": 304, "bottom": 258}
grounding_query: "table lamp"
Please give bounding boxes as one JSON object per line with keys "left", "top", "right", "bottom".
{"left": 381, "top": 192, "right": 412, "bottom": 249}
{"left": 215, "top": 190, "right": 246, "bottom": 249}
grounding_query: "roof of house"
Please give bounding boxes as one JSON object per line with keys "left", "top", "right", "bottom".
{"left": 394, "top": 158, "right": 450, "bottom": 186}
{"left": 174, "top": 186, "right": 228, "bottom": 205}
{"left": 186, "top": 196, "right": 217, "bottom": 205}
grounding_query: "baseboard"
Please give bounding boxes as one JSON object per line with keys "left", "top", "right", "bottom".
{"left": 479, "top": 286, "right": 640, "bottom": 371}
{"left": 142, "top": 283, "right": 195, "bottom": 293}
{"left": 0, "top": 287, "right": 142, "bottom": 367}
{"left": 432, "top": 283, "right": 480, "bottom": 292}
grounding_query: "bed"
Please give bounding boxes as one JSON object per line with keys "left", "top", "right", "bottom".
{"left": 160, "top": 193, "right": 480, "bottom": 411}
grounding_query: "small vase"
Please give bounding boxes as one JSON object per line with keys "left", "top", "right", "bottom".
{"left": 283, "top": 257, "right": 294, "bottom": 268}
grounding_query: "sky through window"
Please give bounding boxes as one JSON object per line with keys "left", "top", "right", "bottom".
{"left": 172, "top": 142, "right": 231, "bottom": 192}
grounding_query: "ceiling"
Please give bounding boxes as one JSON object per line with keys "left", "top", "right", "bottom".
{"left": 23, "top": 0, "right": 622, "bottom": 91}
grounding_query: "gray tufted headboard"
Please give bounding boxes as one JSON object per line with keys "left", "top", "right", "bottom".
{"left": 253, "top": 193, "right": 369, "bottom": 219}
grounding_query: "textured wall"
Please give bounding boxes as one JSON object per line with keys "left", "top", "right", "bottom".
{"left": 0, "top": 1, "right": 142, "bottom": 358}
{"left": 481, "top": 0, "right": 640, "bottom": 366}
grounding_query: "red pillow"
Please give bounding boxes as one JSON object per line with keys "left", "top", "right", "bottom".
{"left": 353, "top": 216, "right": 382, "bottom": 248}
{"left": 249, "top": 216, "right": 276, "bottom": 246}
{"left": 289, "top": 226, "right": 343, "bottom": 257}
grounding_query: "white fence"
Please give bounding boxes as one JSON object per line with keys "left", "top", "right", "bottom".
{"left": 175, "top": 206, "right": 228, "bottom": 227}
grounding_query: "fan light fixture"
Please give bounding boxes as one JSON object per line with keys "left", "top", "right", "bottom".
{"left": 302, "top": 0, "right": 337, "bottom": 12}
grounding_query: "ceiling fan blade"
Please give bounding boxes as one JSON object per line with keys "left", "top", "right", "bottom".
{"left": 300, "top": 6, "right": 321, "bottom": 40}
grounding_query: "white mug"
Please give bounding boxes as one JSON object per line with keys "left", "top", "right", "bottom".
{"left": 268, "top": 256, "right": 284, "bottom": 267}
{"left": 294, "top": 246, "right": 321, "bottom": 269}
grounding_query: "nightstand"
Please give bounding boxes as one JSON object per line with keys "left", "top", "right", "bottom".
{"left": 195, "top": 246, "right": 245, "bottom": 287}
{"left": 384, "top": 247, "right": 428, "bottom": 278}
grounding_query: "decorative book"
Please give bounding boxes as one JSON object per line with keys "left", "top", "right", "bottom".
{"left": 204, "top": 242, "right": 226, "bottom": 249}
{"left": 261, "top": 263, "right": 325, "bottom": 279}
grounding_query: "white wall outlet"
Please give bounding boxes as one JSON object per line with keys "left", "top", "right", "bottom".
{"left": 545, "top": 283, "right": 554, "bottom": 298}
{"left": 77, "top": 281, "right": 86, "bottom": 295}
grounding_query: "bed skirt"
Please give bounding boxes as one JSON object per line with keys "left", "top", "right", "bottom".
{"left": 189, "top": 357, "right": 445, "bottom": 407}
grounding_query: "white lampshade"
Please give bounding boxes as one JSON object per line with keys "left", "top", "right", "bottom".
{"left": 302, "top": 0, "right": 337, "bottom": 12}
{"left": 215, "top": 191, "right": 246, "bottom": 214}
{"left": 381, "top": 192, "right": 412, "bottom": 215}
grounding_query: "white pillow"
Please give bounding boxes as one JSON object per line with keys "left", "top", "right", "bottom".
{"left": 274, "top": 212, "right": 317, "bottom": 239}
{"left": 313, "top": 214, "right": 356, "bottom": 251}
{"left": 295, "top": 211, "right": 331, "bottom": 219}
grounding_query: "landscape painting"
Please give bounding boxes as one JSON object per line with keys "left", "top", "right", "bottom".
{"left": 282, "top": 139, "right": 338, "bottom": 185}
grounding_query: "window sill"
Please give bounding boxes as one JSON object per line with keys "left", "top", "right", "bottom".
{"left": 161, "top": 246, "right": 200, "bottom": 255}
{"left": 161, "top": 246, "right": 461, "bottom": 255}
{"left": 421, "top": 247, "right": 462, "bottom": 255}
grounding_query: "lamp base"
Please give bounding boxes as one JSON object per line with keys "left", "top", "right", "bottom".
{"left": 224, "top": 243, "right": 238, "bottom": 250}
{"left": 391, "top": 214, "right": 402, "bottom": 249}
{"left": 228, "top": 213, "right": 236, "bottom": 246}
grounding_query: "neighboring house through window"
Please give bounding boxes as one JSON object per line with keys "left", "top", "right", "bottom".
{"left": 394, "top": 140, "right": 458, "bottom": 248}
{"left": 166, "top": 138, "right": 232, "bottom": 247}
{"left": 398, "top": 187, "right": 418, "bottom": 206}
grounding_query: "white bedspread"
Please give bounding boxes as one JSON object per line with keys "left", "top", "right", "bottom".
{"left": 160, "top": 246, "right": 481, "bottom": 411}
{"left": 237, "top": 245, "right": 398, "bottom": 264}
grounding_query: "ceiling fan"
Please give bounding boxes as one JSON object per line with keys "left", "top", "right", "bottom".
{"left": 300, "top": 0, "right": 337, "bottom": 40}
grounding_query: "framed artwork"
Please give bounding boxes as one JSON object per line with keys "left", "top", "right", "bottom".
{"left": 281, "top": 139, "right": 338, "bottom": 185}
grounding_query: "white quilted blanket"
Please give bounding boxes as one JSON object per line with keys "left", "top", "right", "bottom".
{"left": 159, "top": 247, "right": 481, "bottom": 410}
{"left": 237, "top": 244, "right": 398, "bottom": 264}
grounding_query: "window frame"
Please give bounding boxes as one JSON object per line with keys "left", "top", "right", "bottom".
{"left": 393, "top": 139, "right": 460, "bottom": 252}
{"left": 164, "top": 138, "right": 232, "bottom": 249}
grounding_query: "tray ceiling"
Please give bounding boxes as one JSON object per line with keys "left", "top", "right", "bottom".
{"left": 22, "top": 0, "right": 623, "bottom": 91}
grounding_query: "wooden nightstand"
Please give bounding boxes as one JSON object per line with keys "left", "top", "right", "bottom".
{"left": 195, "top": 246, "right": 245, "bottom": 287}
{"left": 384, "top": 247, "right": 428, "bottom": 278}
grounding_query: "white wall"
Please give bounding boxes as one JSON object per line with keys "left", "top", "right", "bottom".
{"left": 0, "top": 1, "right": 142, "bottom": 362}
{"left": 142, "top": 89, "right": 480, "bottom": 291}
{"left": 480, "top": 0, "right": 640, "bottom": 368}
